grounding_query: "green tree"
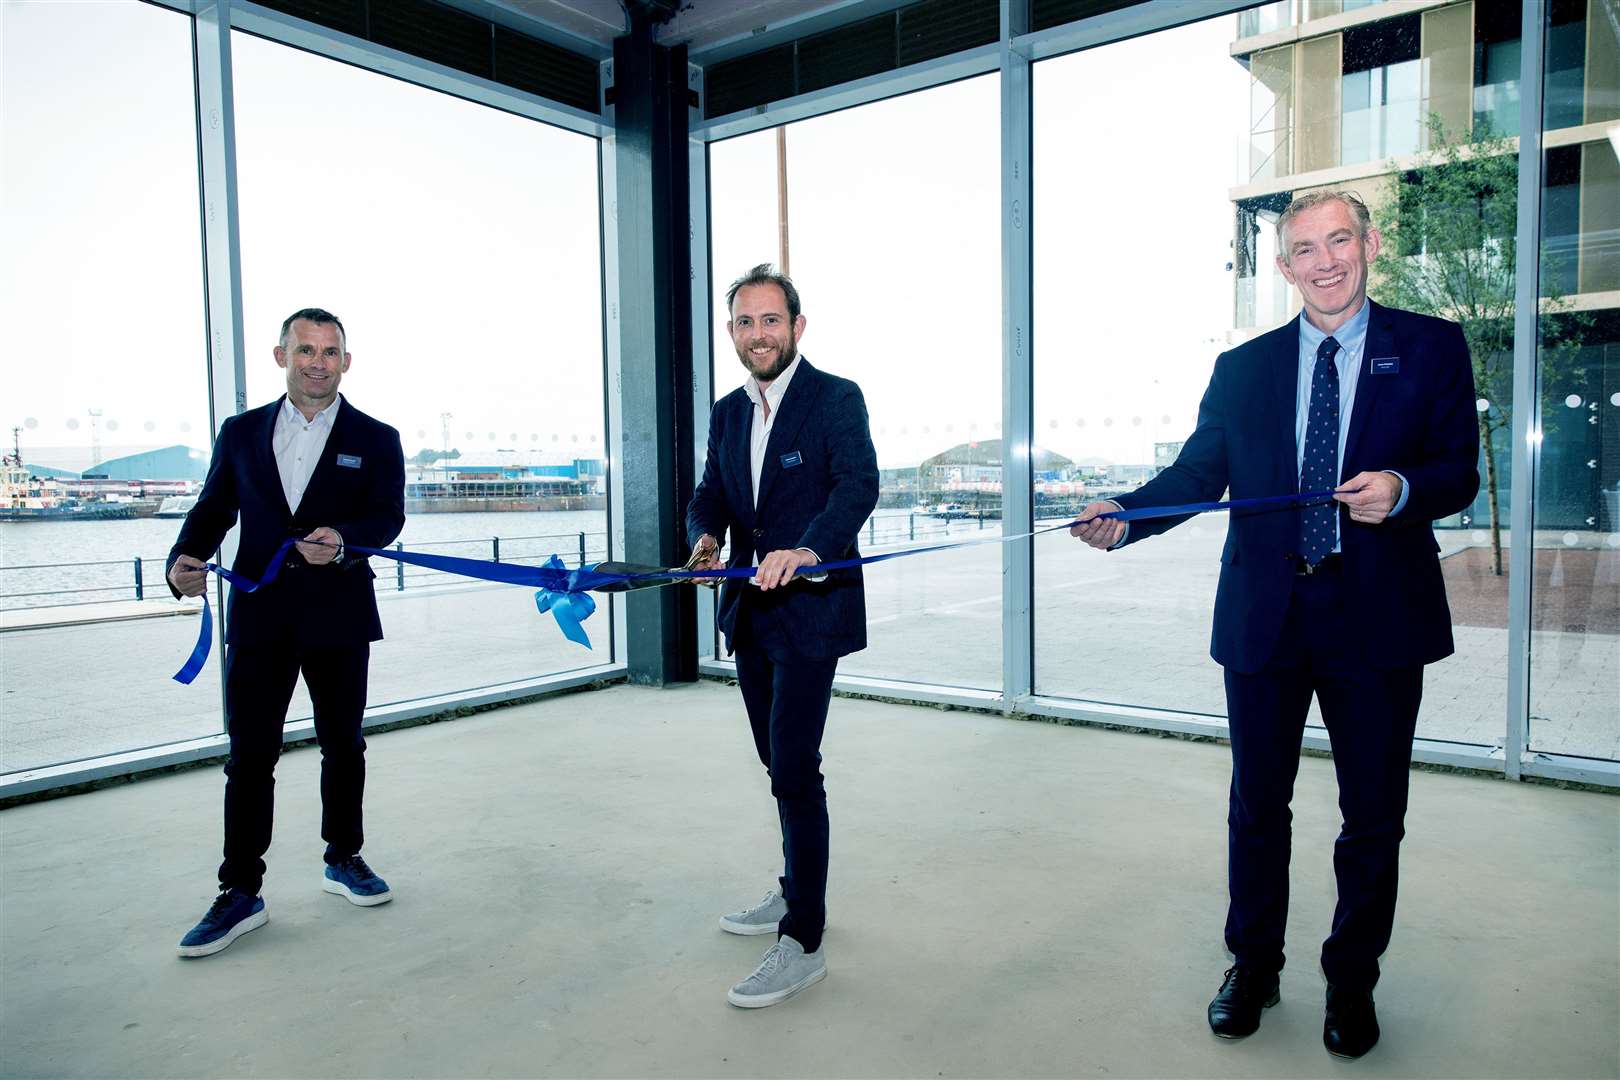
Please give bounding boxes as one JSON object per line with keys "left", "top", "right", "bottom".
{"left": 1373, "top": 117, "right": 1585, "bottom": 575}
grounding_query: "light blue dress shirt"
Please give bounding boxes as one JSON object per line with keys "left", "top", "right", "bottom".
{"left": 1295, "top": 300, "right": 1409, "bottom": 551}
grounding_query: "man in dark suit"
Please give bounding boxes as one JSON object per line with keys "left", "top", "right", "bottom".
{"left": 1073, "top": 191, "right": 1478, "bottom": 1058}
{"left": 167, "top": 308, "right": 405, "bottom": 957}
{"left": 687, "top": 264, "right": 879, "bottom": 1008}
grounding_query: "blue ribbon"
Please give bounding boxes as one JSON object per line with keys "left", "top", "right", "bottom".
{"left": 1095, "top": 488, "right": 1340, "bottom": 523}
{"left": 172, "top": 488, "right": 1343, "bottom": 683}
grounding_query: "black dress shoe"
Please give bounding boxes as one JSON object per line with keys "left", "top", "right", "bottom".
{"left": 1207, "top": 966, "right": 1280, "bottom": 1038}
{"left": 1323, "top": 984, "right": 1380, "bottom": 1059}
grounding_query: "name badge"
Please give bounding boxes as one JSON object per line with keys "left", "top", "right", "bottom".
{"left": 780, "top": 451, "right": 803, "bottom": 469}
{"left": 336, "top": 454, "right": 363, "bottom": 468}
{"left": 1370, "top": 357, "right": 1400, "bottom": 375}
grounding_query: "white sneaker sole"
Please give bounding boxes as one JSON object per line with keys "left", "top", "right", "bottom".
{"left": 177, "top": 907, "right": 268, "bottom": 958}
{"left": 726, "top": 963, "right": 827, "bottom": 1008}
{"left": 719, "top": 914, "right": 782, "bottom": 936}
{"left": 322, "top": 877, "right": 394, "bottom": 906}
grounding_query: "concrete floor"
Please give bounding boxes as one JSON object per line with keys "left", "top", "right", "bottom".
{"left": 1, "top": 681, "right": 1616, "bottom": 1079}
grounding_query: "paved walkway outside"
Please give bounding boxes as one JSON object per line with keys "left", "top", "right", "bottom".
{"left": 1, "top": 682, "right": 1614, "bottom": 1079}
{"left": 2, "top": 527, "right": 1616, "bottom": 773}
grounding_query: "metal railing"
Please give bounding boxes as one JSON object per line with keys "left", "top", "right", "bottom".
{"left": 0, "top": 512, "right": 1076, "bottom": 613}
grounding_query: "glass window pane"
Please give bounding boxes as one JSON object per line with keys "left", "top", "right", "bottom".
{"left": 1, "top": 0, "right": 216, "bottom": 773}
{"left": 1033, "top": 16, "right": 1246, "bottom": 717}
{"left": 706, "top": 76, "right": 1001, "bottom": 691}
{"left": 230, "top": 32, "right": 609, "bottom": 712}
{"left": 1529, "top": 1, "right": 1620, "bottom": 760}
{"left": 1036, "top": 9, "right": 1515, "bottom": 750}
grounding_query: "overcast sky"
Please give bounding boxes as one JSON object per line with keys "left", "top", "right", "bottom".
{"left": 4, "top": 0, "right": 1248, "bottom": 472}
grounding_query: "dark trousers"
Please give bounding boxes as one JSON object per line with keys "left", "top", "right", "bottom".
{"left": 1222, "top": 570, "right": 1423, "bottom": 993}
{"left": 219, "top": 640, "right": 371, "bottom": 895}
{"left": 733, "top": 598, "right": 838, "bottom": 954}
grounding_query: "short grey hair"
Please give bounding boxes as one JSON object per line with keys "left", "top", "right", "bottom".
{"left": 1277, "top": 190, "right": 1372, "bottom": 255}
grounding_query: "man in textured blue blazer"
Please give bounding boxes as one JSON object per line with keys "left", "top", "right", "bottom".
{"left": 1073, "top": 192, "right": 1478, "bottom": 1059}
{"left": 166, "top": 308, "right": 405, "bottom": 957}
{"left": 687, "top": 264, "right": 879, "bottom": 1008}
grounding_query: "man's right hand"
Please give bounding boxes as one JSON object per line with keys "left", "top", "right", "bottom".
{"left": 687, "top": 534, "right": 724, "bottom": 583}
{"left": 1069, "top": 500, "right": 1125, "bottom": 551}
{"left": 168, "top": 554, "right": 210, "bottom": 597}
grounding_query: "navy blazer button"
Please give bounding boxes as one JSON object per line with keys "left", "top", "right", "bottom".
{"left": 752, "top": 528, "right": 764, "bottom": 538}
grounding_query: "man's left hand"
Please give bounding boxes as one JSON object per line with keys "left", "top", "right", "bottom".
{"left": 1334, "top": 471, "right": 1403, "bottom": 525}
{"left": 755, "top": 547, "right": 817, "bottom": 591}
{"left": 297, "top": 526, "right": 344, "bottom": 565}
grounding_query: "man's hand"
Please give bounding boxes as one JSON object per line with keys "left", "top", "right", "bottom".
{"left": 755, "top": 547, "right": 817, "bottom": 591}
{"left": 1334, "top": 472, "right": 1402, "bottom": 525}
{"left": 687, "top": 534, "right": 724, "bottom": 583}
{"left": 168, "top": 554, "right": 210, "bottom": 598}
{"left": 297, "top": 526, "right": 344, "bottom": 566}
{"left": 1070, "top": 500, "right": 1125, "bottom": 551}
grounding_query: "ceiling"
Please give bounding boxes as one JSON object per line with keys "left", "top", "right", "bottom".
{"left": 466, "top": 0, "right": 905, "bottom": 60}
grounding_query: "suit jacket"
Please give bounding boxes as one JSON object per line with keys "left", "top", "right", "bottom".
{"left": 687, "top": 358, "right": 880, "bottom": 660}
{"left": 167, "top": 394, "right": 406, "bottom": 648}
{"left": 1115, "top": 300, "right": 1479, "bottom": 674}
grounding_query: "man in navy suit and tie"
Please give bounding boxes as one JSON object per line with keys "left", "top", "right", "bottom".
{"left": 167, "top": 308, "right": 406, "bottom": 957}
{"left": 1073, "top": 192, "right": 1479, "bottom": 1058}
{"left": 687, "top": 264, "right": 879, "bottom": 1007}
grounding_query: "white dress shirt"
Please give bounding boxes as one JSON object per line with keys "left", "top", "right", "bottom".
{"left": 743, "top": 355, "right": 802, "bottom": 508}
{"left": 739, "top": 356, "right": 823, "bottom": 578}
{"left": 273, "top": 394, "right": 340, "bottom": 514}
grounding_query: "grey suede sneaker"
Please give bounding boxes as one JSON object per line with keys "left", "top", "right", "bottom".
{"left": 726, "top": 935, "right": 827, "bottom": 1008}
{"left": 719, "top": 890, "right": 788, "bottom": 935}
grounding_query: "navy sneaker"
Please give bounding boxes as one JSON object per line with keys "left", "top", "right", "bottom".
{"left": 322, "top": 854, "right": 393, "bottom": 906}
{"left": 177, "top": 889, "right": 267, "bottom": 958}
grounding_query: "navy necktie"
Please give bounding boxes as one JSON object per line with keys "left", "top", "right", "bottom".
{"left": 1298, "top": 336, "right": 1340, "bottom": 567}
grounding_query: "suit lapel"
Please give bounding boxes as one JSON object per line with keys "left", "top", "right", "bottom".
{"left": 723, "top": 391, "right": 754, "bottom": 525}
{"left": 754, "top": 359, "right": 821, "bottom": 512}
{"left": 1343, "top": 300, "right": 1393, "bottom": 471}
{"left": 1273, "top": 317, "right": 1302, "bottom": 493}
{"left": 257, "top": 398, "right": 293, "bottom": 519}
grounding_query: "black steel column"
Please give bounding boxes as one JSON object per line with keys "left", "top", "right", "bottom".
{"left": 613, "top": 13, "right": 696, "bottom": 685}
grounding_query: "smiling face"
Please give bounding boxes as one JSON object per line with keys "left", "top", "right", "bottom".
{"left": 1276, "top": 198, "right": 1381, "bottom": 334}
{"left": 275, "top": 318, "right": 350, "bottom": 418}
{"left": 728, "top": 282, "right": 806, "bottom": 386}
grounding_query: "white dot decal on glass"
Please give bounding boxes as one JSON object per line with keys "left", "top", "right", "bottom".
{"left": 180, "top": 422, "right": 192, "bottom": 433}
{"left": 531, "top": 434, "right": 539, "bottom": 442}
{"left": 1565, "top": 394, "right": 1583, "bottom": 408}
{"left": 144, "top": 421, "right": 156, "bottom": 432}
{"left": 24, "top": 417, "right": 37, "bottom": 429}
{"left": 1471, "top": 530, "right": 1488, "bottom": 543}
{"left": 1610, "top": 393, "right": 1620, "bottom": 407}
{"left": 1131, "top": 416, "right": 1143, "bottom": 426}
{"left": 416, "top": 430, "right": 426, "bottom": 439}
{"left": 106, "top": 420, "right": 119, "bottom": 432}
{"left": 1103, "top": 418, "right": 1114, "bottom": 427}
{"left": 1476, "top": 398, "right": 1490, "bottom": 413}
{"left": 1562, "top": 532, "right": 1579, "bottom": 547}
{"left": 1607, "top": 534, "right": 1620, "bottom": 548}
